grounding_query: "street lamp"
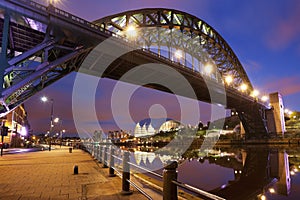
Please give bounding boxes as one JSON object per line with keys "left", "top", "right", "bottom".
{"left": 204, "top": 63, "right": 214, "bottom": 78}
{"left": 225, "top": 75, "right": 233, "bottom": 85}
{"left": 53, "top": 117, "right": 65, "bottom": 147}
{"left": 48, "top": 0, "right": 59, "bottom": 6}
{"left": 251, "top": 89, "right": 260, "bottom": 98}
{"left": 261, "top": 95, "right": 269, "bottom": 102}
{"left": 240, "top": 83, "right": 248, "bottom": 92}
{"left": 60, "top": 129, "right": 65, "bottom": 148}
{"left": 41, "top": 96, "right": 54, "bottom": 151}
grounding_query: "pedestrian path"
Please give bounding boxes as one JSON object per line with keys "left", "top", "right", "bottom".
{"left": 0, "top": 146, "right": 148, "bottom": 200}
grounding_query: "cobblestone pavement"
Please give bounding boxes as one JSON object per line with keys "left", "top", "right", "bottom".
{"left": 0, "top": 146, "right": 150, "bottom": 200}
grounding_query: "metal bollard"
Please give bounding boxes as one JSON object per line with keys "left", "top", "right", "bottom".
{"left": 103, "top": 147, "right": 108, "bottom": 168}
{"left": 74, "top": 165, "right": 78, "bottom": 175}
{"left": 99, "top": 146, "right": 103, "bottom": 163}
{"left": 97, "top": 145, "right": 100, "bottom": 161}
{"left": 92, "top": 143, "right": 96, "bottom": 157}
{"left": 109, "top": 146, "right": 116, "bottom": 177}
{"left": 121, "top": 151, "right": 132, "bottom": 195}
{"left": 163, "top": 161, "right": 178, "bottom": 200}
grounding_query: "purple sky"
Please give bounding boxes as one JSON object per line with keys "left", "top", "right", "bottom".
{"left": 25, "top": 0, "right": 300, "bottom": 135}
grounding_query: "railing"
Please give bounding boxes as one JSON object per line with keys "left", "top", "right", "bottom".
{"left": 84, "top": 142, "right": 226, "bottom": 200}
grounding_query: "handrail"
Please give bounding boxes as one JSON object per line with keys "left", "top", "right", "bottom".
{"left": 88, "top": 143, "right": 226, "bottom": 200}
{"left": 128, "top": 161, "right": 163, "bottom": 179}
{"left": 112, "top": 166, "right": 153, "bottom": 200}
{"left": 112, "top": 154, "right": 123, "bottom": 161}
{"left": 127, "top": 178, "right": 153, "bottom": 200}
{"left": 172, "top": 180, "right": 226, "bottom": 200}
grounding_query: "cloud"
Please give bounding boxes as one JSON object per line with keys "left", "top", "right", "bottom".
{"left": 265, "top": 3, "right": 300, "bottom": 50}
{"left": 263, "top": 76, "right": 300, "bottom": 96}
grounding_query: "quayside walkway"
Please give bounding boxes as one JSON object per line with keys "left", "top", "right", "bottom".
{"left": 0, "top": 146, "right": 150, "bottom": 200}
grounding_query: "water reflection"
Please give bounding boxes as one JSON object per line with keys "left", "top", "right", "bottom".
{"left": 123, "top": 145, "right": 300, "bottom": 200}
{"left": 207, "top": 149, "right": 290, "bottom": 199}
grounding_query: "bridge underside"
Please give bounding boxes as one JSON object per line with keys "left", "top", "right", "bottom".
{"left": 71, "top": 45, "right": 270, "bottom": 137}
{"left": 0, "top": 1, "right": 270, "bottom": 138}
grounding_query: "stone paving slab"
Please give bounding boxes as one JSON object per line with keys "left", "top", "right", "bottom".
{"left": 0, "top": 146, "right": 149, "bottom": 200}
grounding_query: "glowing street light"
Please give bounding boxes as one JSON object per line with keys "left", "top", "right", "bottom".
{"left": 125, "top": 25, "right": 138, "bottom": 38}
{"left": 284, "top": 109, "right": 289, "bottom": 114}
{"left": 54, "top": 117, "right": 59, "bottom": 123}
{"left": 49, "top": 0, "right": 60, "bottom": 6}
{"left": 225, "top": 75, "right": 233, "bottom": 85}
{"left": 260, "top": 195, "right": 266, "bottom": 200}
{"left": 261, "top": 95, "right": 269, "bottom": 102}
{"left": 41, "top": 96, "right": 48, "bottom": 102}
{"left": 204, "top": 63, "right": 213, "bottom": 74}
{"left": 41, "top": 96, "right": 54, "bottom": 151}
{"left": 251, "top": 89, "right": 260, "bottom": 97}
{"left": 291, "top": 171, "right": 295, "bottom": 175}
{"left": 269, "top": 188, "right": 275, "bottom": 194}
{"left": 240, "top": 83, "right": 248, "bottom": 91}
{"left": 174, "top": 50, "right": 183, "bottom": 59}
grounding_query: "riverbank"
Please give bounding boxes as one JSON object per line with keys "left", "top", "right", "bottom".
{"left": 216, "top": 138, "right": 300, "bottom": 145}
{"left": 188, "top": 137, "right": 300, "bottom": 147}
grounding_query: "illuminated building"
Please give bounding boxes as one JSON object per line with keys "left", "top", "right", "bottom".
{"left": 134, "top": 118, "right": 181, "bottom": 137}
{"left": 1, "top": 104, "right": 30, "bottom": 147}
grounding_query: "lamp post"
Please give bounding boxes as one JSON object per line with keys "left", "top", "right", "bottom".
{"left": 41, "top": 96, "right": 54, "bottom": 151}
{"left": 53, "top": 117, "right": 64, "bottom": 147}
{"left": 60, "top": 129, "right": 65, "bottom": 148}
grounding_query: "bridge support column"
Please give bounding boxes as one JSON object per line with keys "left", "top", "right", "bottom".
{"left": 267, "top": 92, "right": 286, "bottom": 137}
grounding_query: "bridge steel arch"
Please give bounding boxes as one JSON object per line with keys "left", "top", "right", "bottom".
{"left": 93, "top": 8, "right": 253, "bottom": 92}
{"left": 0, "top": 1, "right": 270, "bottom": 138}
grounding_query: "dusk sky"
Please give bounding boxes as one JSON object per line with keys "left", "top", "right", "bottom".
{"left": 25, "top": 0, "right": 300, "bottom": 136}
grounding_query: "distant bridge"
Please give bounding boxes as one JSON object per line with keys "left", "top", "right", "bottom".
{"left": 0, "top": 0, "right": 278, "bottom": 138}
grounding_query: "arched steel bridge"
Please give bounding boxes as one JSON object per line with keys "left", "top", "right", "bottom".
{"left": 0, "top": 0, "right": 272, "bottom": 137}
{"left": 93, "top": 8, "right": 253, "bottom": 91}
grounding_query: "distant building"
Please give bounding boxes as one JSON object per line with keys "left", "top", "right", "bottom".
{"left": 134, "top": 118, "right": 181, "bottom": 137}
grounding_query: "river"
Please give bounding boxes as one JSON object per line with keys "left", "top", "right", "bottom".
{"left": 123, "top": 145, "right": 300, "bottom": 200}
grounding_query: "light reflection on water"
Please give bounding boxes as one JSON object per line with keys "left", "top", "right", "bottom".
{"left": 128, "top": 146, "right": 300, "bottom": 200}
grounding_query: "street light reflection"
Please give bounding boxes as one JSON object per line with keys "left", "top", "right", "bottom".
{"left": 269, "top": 188, "right": 275, "bottom": 194}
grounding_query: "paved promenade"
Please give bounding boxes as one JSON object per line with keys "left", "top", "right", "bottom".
{"left": 0, "top": 146, "right": 149, "bottom": 200}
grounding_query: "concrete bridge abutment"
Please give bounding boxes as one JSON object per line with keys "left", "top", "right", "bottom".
{"left": 266, "top": 92, "right": 286, "bottom": 137}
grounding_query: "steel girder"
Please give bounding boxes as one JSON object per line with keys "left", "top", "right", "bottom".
{"left": 0, "top": 35, "right": 91, "bottom": 115}
{"left": 94, "top": 8, "right": 253, "bottom": 92}
{"left": 0, "top": 13, "right": 91, "bottom": 116}
{"left": 0, "top": 0, "right": 105, "bottom": 116}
